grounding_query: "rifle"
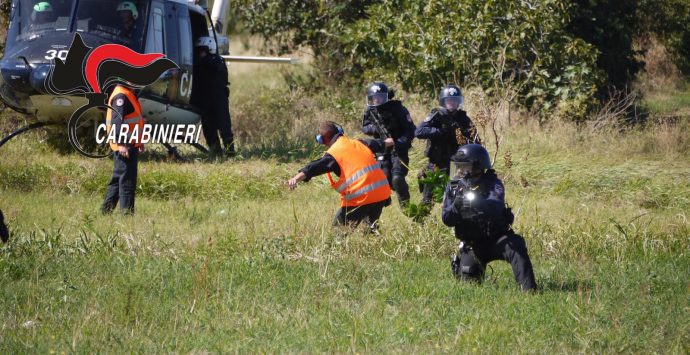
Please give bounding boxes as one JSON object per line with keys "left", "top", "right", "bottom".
{"left": 449, "top": 178, "right": 482, "bottom": 219}
{"left": 368, "top": 107, "right": 395, "bottom": 156}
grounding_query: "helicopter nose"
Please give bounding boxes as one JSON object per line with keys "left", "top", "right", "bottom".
{"left": 0, "top": 59, "right": 33, "bottom": 94}
{"left": 29, "top": 64, "right": 52, "bottom": 94}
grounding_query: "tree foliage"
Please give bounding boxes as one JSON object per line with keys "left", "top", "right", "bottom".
{"left": 638, "top": 0, "right": 690, "bottom": 75}
{"left": 343, "top": 0, "right": 603, "bottom": 119}
{"left": 568, "top": 0, "right": 643, "bottom": 94}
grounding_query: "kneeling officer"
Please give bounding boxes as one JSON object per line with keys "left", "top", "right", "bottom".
{"left": 288, "top": 121, "right": 392, "bottom": 228}
{"left": 441, "top": 144, "right": 537, "bottom": 291}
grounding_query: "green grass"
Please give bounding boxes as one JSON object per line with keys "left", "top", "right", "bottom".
{"left": 644, "top": 84, "right": 690, "bottom": 116}
{"left": 1, "top": 119, "right": 688, "bottom": 352}
{"left": 0, "top": 57, "right": 689, "bottom": 351}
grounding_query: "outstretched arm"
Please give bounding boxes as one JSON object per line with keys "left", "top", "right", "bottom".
{"left": 287, "top": 154, "right": 340, "bottom": 189}
{"left": 287, "top": 172, "right": 307, "bottom": 190}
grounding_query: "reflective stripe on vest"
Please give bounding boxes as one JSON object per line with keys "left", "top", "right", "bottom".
{"left": 335, "top": 162, "right": 381, "bottom": 193}
{"left": 344, "top": 178, "right": 389, "bottom": 201}
{"left": 326, "top": 136, "right": 391, "bottom": 207}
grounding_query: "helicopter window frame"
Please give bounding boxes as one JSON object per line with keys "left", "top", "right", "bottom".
{"left": 12, "top": 0, "right": 77, "bottom": 43}
{"left": 177, "top": 11, "right": 193, "bottom": 67}
{"left": 162, "top": 1, "right": 180, "bottom": 65}
{"left": 72, "top": 0, "right": 148, "bottom": 51}
{"left": 146, "top": 4, "right": 165, "bottom": 54}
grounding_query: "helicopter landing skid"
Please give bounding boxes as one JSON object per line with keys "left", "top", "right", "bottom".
{"left": 162, "top": 143, "right": 187, "bottom": 162}
{"left": 0, "top": 122, "right": 60, "bottom": 148}
{"left": 190, "top": 143, "right": 209, "bottom": 154}
{"left": 160, "top": 143, "right": 209, "bottom": 162}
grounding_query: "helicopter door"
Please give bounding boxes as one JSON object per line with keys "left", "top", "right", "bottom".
{"left": 174, "top": 7, "right": 193, "bottom": 106}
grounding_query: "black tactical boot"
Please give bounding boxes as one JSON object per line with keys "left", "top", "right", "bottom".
{"left": 224, "top": 141, "right": 236, "bottom": 157}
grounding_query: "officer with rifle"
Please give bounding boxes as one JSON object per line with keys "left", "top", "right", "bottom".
{"left": 416, "top": 84, "right": 481, "bottom": 206}
{"left": 361, "top": 82, "right": 416, "bottom": 208}
{"left": 441, "top": 144, "right": 537, "bottom": 291}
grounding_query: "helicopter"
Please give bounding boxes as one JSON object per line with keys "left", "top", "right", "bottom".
{"left": 0, "top": 0, "right": 295, "bottom": 158}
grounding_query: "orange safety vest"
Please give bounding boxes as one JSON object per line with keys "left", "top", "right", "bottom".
{"left": 106, "top": 85, "right": 144, "bottom": 151}
{"left": 326, "top": 136, "right": 391, "bottom": 207}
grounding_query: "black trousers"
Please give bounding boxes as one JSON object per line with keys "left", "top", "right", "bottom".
{"left": 332, "top": 199, "right": 390, "bottom": 228}
{"left": 452, "top": 231, "right": 538, "bottom": 291}
{"left": 200, "top": 89, "right": 234, "bottom": 152}
{"left": 101, "top": 149, "right": 138, "bottom": 214}
{"left": 420, "top": 162, "right": 450, "bottom": 204}
{"left": 379, "top": 150, "right": 410, "bottom": 205}
{"left": 0, "top": 209, "right": 8, "bottom": 243}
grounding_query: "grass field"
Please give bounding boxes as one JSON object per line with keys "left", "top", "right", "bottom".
{"left": 0, "top": 52, "right": 689, "bottom": 352}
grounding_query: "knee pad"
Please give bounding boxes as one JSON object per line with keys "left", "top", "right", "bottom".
{"left": 451, "top": 253, "right": 483, "bottom": 281}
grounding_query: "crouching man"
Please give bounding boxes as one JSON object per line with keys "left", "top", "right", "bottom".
{"left": 442, "top": 144, "right": 537, "bottom": 291}
{"left": 288, "top": 121, "right": 392, "bottom": 229}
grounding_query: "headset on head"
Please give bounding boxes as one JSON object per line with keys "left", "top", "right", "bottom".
{"left": 315, "top": 124, "right": 344, "bottom": 145}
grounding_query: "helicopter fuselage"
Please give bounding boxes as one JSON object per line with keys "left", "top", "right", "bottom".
{"left": 0, "top": 0, "right": 210, "bottom": 126}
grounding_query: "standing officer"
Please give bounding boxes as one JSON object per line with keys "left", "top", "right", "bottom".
{"left": 288, "top": 121, "right": 392, "bottom": 228}
{"left": 191, "top": 37, "right": 235, "bottom": 157}
{"left": 0, "top": 209, "right": 9, "bottom": 243}
{"left": 101, "top": 85, "right": 144, "bottom": 215}
{"left": 416, "top": 84, "right": 481, "bottom": 205}
{"left": 361, "top": 82, "right": 416, "bottom": 208}
{"left": 441, "top": 144, "right": 537, "bottom": 291}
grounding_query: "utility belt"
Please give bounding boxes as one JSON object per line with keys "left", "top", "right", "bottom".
{"left": 459, "top": 228, "right": 513, "bottom": 246}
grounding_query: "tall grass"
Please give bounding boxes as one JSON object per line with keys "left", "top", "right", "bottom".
{"left": 0, "top": 43, "right": 688, "bottom": 352}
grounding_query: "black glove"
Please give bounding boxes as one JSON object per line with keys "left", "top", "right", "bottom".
{"left": 453, "top": 194, "right": 482, "bottom": 220}
{"left": 452, "top": 193, "right": 466, "bottom": 212}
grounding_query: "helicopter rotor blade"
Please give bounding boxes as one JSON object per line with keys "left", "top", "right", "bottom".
{"left": 221, "top": 55, "right": 297, "bottom": 64}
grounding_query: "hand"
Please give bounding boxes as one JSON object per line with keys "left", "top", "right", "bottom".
{"left": 384, "top": 138, "right": 395, "bottom": 148}
{"left": 287, "top": 177, "right": 300, "bottom": 190}
{"left": 138, "top": 145, "right": 145, "bottom": 154}
{"left": 287, "top": 172, "right": 306, "bottom": 190}
{"left": 117, "top": 146, "right": 129, "bottom": 158}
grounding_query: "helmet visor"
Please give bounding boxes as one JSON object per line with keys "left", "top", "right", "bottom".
{"left": 450, "top": 161, "right": 474, "bottom": 180}
{"left": 442, "top": 96, "right": 462, "bottom": 111}
{"left": 367, "top": 93, "right": 388, "bottom": 106}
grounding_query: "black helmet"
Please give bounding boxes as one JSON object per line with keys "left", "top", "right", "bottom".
{"left": 450, "top": 144, "right": 491, "bottom": 180}
{"left": 366, "top": 82, "right": 389, "bottom": 107}
{"left": 439, "top": 84, "right": 464, "bottom": 112}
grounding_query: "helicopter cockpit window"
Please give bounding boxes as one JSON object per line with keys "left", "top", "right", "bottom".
{"left": 15, "top": 0, "right": 75, "bottom": 41}
{"left": 74, "top": 0, "right": 148, "bottom": 50}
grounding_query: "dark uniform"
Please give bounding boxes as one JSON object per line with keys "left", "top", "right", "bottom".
{"left": 416, "top": 107, "right": 481, "bottom": 204}
{"left": 362, "top": 100, "right": 416, "bottom": 206}
{"left": 0, "top": 209, "right": 9, "bottom": 243}
{"left": 101, "top": 86, "right": 143, "bottom": 215}
{"left": 441, "top": 170, "right": 537, "bottom": 291}
{"left": 191, "top": 50, "right": 234, "bottom": 155}
{"left": 299, "top": 134, "right": 391, "bottom": 226}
